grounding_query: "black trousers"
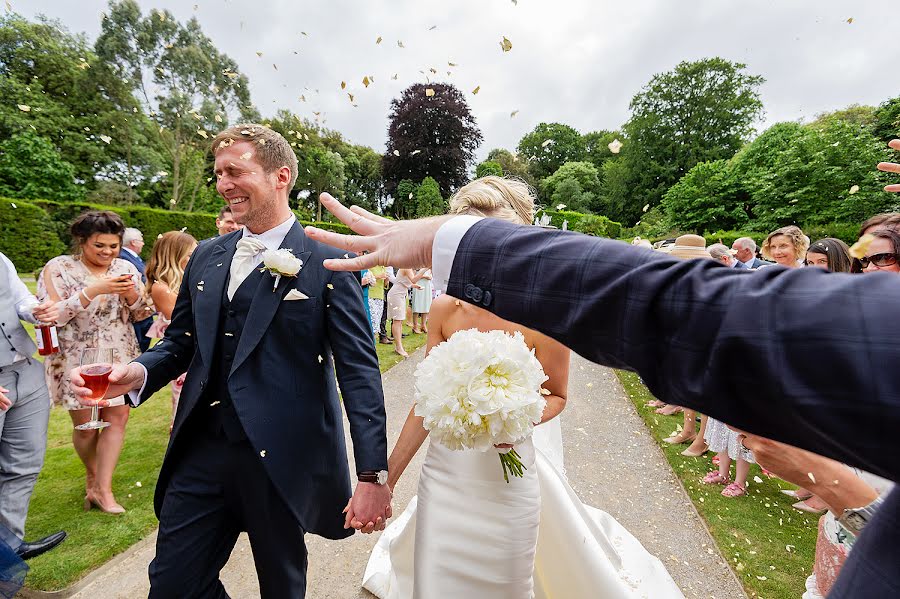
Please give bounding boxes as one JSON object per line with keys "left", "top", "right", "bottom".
{"left": 149, "top": 422, "right": 307, "bottom": 598}
{"left": 378, "top": 283, "right": 391, "bottom": 337}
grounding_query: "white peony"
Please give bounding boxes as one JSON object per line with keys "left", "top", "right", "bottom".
{"left": 414, "top": 329, "right": 548, "bottom": 480}
{"left": 262, "top": 249, "right": 303, "bottom": 276}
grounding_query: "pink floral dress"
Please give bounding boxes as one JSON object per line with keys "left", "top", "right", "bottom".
{"left": 37, "top": 255, "right": 153, "bottom": 410}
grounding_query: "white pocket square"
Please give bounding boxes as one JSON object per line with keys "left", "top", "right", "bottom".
{"left": 284, "top": 290, "right": 309, "bottom": 301}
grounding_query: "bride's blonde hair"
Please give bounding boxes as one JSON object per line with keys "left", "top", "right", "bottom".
{"left": 448, "top": 176, "right": 535, "bottom": 225}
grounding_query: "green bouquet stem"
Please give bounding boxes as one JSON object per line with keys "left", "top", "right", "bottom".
{"left": 498, "top": 448, "right": 527, "bottom": 483}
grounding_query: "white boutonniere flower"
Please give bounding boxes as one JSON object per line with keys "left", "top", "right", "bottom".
{"left": 260, "top": 249, "right": 303, "bottom": 291}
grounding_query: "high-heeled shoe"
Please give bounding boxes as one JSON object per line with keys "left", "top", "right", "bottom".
{"left": 792, "top": 498, "right": 827, "bottom": 514}
{"left": 681, "top": 443, "right": 709, "bottom": 457}
{"left": 781, "top": 489, "right": 813, "bottom": 500}
{"left": 84, "top": 494, "right": 125, "bottom": 515}
{"left": 663, "top": 431, "right": 695, "bottom": 445}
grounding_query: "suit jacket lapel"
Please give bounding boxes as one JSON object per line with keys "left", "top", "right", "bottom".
{"left": 195, "top": 233, "right": 240, "bottom": 367}
{"left": 231, "top": 222, "right": 312, "bottom": 375}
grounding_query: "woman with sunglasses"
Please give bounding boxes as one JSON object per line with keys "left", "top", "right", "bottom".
{"left": 859, "top": 230, "right": 900, "bottom": 273}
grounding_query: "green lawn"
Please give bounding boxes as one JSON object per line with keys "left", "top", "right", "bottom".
{"left": 19, "top": 299, "right": 427, "bottom": 591}
{"left": 616, "top": 371, "right": 818, "bottom": 599}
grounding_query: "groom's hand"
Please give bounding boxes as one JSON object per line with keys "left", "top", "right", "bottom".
{"left": 69, "top": 362, "right": 145, "bottom": 407}
{"left": 305, "top": 193, "right": 452, "bottom": 272}
{"left": 344, "top": 482, "right": 392, "bottom": 534}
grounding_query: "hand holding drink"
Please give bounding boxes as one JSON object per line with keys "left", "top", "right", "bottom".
{"left": 74, "top": 348, "right": 115, "bottom": 430}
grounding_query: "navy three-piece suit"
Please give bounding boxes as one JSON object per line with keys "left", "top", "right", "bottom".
{"left": 447, "top": 219, "right": 900, "bottom": 597}
{"left": 131, "top": 222, "right": 387, "bottom": 597}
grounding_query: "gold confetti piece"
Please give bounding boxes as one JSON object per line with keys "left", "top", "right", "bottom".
{"left": 500, "top": 36, "right": 513, "bottom": 52}
{"left": 397, "top": 40, "right": 405, "bottom": 48}
{"left": 846, "top": 17, "right": 854, "bottom": 24}
{"left": 807, "top": 472, "right": 817, "bottom": 484}
{"left": 197, "top": 129, "right": 208, "bottom": 139}
{"left": 849, "top": 233, "right": 874, "bottom": 259}
{"left": 16, "top": 104, "right": 30, "bottom": 112}
{"left": 608, "top": 138, "right": 623, "bottom": 154}
{"left": 362, "top": 76, "right": 370, "bottom": 87}
{"left": 214, "top": 114, "right": 223, "bottom": 123}
{"left": 99, "top": 135, "right": 112, "bottom": 144}
{"left": 376, "top": 36, "right": 382, "bottom": 44}
{"left": 642, "top": 203, "right": 650, "bottom": 212}
{"left": 347, "top": 93, "right": 355, "bottom": 102}
{"left": 327, "top": 283, "right": 334, "bottom": 289}
{"left": 448, "top": 61, "right": 457, "bottom": 67}
{"left": 425, "top": 88, "right": 435, "bottom": 97}
{"left": 256, "top": 51, "right": 263, "bottom": 57}
{"left": 240, "top": 152, "right": 252, "bottom": 160}
{"left": 4, "top": 2, "right": 10, "bottom": 12}
{"left": 260, "top": 450, "right": 266, "bottom": 457}
{"left": 849, "top": 184, "right": 860, "bottom": 194}
{"left": 510, "top": 110, "right": 519, "bottom": 118}
{"left": 472, "top": 85, "right": 480, "bottom": 95}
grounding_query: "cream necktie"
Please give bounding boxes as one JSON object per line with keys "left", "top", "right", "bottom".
{"left": 227, "top": 237, "right": 267, "bottom": 300}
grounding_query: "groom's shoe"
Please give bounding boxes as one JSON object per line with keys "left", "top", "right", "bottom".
{"left": 15, "top": 531, "right": 67, "bottom": 560}
{"left": 379, "top": 335, "right": 393, "bottom": 344}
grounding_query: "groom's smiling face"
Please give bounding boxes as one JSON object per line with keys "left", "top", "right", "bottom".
{"left": 214, "top": 140, "right": 280, "bottom": 231}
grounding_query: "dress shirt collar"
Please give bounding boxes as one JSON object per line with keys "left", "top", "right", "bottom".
{"left": 240, "top": 215, "right": 296, "bottom": 252}
{"left": 121, "top": 247, "right": 138, "bottom": 258}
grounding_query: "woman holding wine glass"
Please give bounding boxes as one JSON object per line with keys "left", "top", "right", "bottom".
{"left": 37, "top": 211, "right": 153, "bottom": 514}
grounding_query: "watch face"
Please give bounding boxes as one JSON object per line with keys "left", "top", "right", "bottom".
{"left": 377, "top": 471, "right": 388, "bottom": 485}
{"left": 846, "top": 512, "right": 866, "bottom": 528}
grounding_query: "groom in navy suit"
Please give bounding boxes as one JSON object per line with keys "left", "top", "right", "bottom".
{"left": 71, "top": 125, "right": 391, "bottom": 598}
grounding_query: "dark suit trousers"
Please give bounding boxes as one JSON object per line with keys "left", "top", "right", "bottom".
{"left": 149, "top": 420, "right": 307, "bottom": 598}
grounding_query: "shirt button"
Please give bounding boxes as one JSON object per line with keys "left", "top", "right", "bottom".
{"left": 228, "top": 310, "right": 235, "bottom": 316}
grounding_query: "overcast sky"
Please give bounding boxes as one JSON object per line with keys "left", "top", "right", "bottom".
{"left": 21, "top": 0, "right": 899, "bottom": 159}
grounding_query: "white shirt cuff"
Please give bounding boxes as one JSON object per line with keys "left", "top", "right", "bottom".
{"left": 431, "top": 215, "right": 482, "bottom": 293}
{"left": 126, "top": 362, "right": 149, "bottom": 407}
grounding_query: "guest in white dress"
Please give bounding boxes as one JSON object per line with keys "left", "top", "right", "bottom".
{"left": 362, "top": 176, "right": 683, "bottom": 598}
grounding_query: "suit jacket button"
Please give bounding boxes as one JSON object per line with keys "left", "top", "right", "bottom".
{"left": 464, "top": 284, "right": 475, "bottom": 299}
{"left": 470, "top": 287, "right": 483, "bottom": 303}
{"left": 482, "top": 291, "right": 492, "bottom": 306}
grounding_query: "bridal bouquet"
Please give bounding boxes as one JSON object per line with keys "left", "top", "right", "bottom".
{"left": 414, "top": 329, "right": 548, "bottom": 482}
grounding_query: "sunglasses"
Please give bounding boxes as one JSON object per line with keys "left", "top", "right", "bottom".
{"left": 859, "top": 252, "right": 900, "bottom": 269}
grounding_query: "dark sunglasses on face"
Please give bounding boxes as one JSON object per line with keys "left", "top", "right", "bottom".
{"left": 859, "top": 252, "right": 900, "bottom": 269}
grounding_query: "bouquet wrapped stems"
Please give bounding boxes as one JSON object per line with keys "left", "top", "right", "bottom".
{"left": 499, "top": 448, "right": 526, "bottom": 483}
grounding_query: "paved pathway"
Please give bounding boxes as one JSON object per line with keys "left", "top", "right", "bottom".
{"left": 48, "top": 351, "right": 745, "bottom": 599}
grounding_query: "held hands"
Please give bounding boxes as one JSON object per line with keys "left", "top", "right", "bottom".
{"left": 305, "top": 192, "right": 453, "bottom": 272}
{"left": 32, "top": 301, "right": 59, "bottom": 324}
{"left": 69, "top": 362, "right": 145, "bottom": 407}
{"left": 343, "top": 482, "right": 392, "bottom": 534}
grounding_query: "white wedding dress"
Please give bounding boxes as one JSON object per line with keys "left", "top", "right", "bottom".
{"left": 363, "top": 418, "right": 684, "bottom": 598}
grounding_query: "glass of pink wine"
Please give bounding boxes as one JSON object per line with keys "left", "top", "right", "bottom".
{"left": 76, "top": 348, "right": 115, "bottom": 431}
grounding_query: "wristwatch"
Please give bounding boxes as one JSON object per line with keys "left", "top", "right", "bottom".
{"left": 837, "top": 495, "right": 884, "bottom": 537}
{"left": 358, "top": 470, "right": 388, "bottom": 485}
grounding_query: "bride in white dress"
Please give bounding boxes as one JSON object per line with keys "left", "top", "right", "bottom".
{"left": 362, "top": 177, "right": 683, "bottom": 599}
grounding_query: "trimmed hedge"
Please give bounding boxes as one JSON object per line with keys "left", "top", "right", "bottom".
{"left": 1, "top": 198, "right": 353, "bottom": 273}
{"left": 535, "top": 209, "right": 622, "bottom": 238}
{"left": 702, "top": 224, "right": 861, "bottom": 250}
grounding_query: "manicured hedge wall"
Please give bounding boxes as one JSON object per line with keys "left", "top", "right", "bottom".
{"left": 534, "top": 209, "right": 622, "bottom": 238}
{"left": 1, "top": 198, "right": 353, "bottom": 273}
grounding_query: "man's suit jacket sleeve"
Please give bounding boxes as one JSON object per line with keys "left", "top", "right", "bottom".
{"left": 130, "top": 250, "right": 199, "bottom": 405}
{"left": 325, "top": 268, "right": 388, "bottom": 473}
{"left": 446, "top": 218, "right": 900, "bottom": 482}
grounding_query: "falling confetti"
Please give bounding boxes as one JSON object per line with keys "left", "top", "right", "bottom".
{"left": 410, "top": 150, "right": 421, "bottom": 156}
{"left": 197, "top": 129, "right": 208, "bottom": 139}
{"left": 448, "top": 61, "right": 457, "bottom": 67}
{"left": 500, "top": 36, "right": 513, "bottom": 52}
{"left": 608, "top": 138, "right": 623, "bottom": 154}
{"left": 510, "top": 110, "right": 519, "bottom": 118}
{"left": 391, "top": 74, "right": 398, "bottom": 80}
{"left": 362, "top": 76, "right": 371, "bottom": 87}
{"left": 393, "top": 149, "right": 400, "bottom": 156}
{"left": 472, "top": 85, "right": 480, "bottom": 95}
{"left": 556, "top": 204, "right": 566, "bottom": 210}
{"left": 260, "top": 450, "right": 266, "bottom": 457}
{"left": 99, "top": 135, "right": 112, "bottom": 144}
{"left": 318, "top": 355, "right": 324, "bottom": 363}
{"left": 256, "top": 51, "right": 263, "bottom": 57}
{"left": 849, "top": 234, "right": 875, "bottom": 259}
{"left": 397, "top": 40, "right": 405, "bottom": 48}
{"left": 425, "top": 88, "right": 435, "bottom": 97}
{"left": 341, "top": 81, "right": 346, "bottom": 89}
{"left": 428, "top": 25, "right": 437, "bottom": 30}
{"left": 16, "top": 104, "right": 30, "bottom": 112}
{"left": 541, "top": 139, "right": 553, "bottom": 148}
{"left": 326, "top": 283, "right": 334, "bottom": 289}
{"left": 846, "top": 17, "right": 854, "bottom": 24}
{"left": 849, "top": 184, "right": 860, "bottom": 194}
{"left": 347, "top": 93, "right": 355, "bottom": 102}
{"left": 642, "top": 203, "right": 650, "bottom": 212}
{"left": 376, "top": 36, "right": 382, "bottom": 44}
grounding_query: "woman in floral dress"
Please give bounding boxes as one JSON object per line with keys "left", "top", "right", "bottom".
{"left": 38, "top": 211, "right": 153, "bottom": 514}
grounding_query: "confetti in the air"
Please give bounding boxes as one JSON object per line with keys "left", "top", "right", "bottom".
{"left": 347, "top": 93, "right": 355, "bottom": 102}
{"left": 16, "top": 104, "right": 30, "bottom": 112}
{"left": 376, "top": 36, "right": 382, "bottom": 44}
{"left": 849, "top": 234, "right": 875, "bottom": 259}
{"left": 197, "top": 129, "right": 208, "bottom": 139}
{"left": 362, "top": 76, "right": 371, "bottom": 87}
{"left": 256, "top": 51, "right": 263, "bottom": 57}
{"left": 260, "top": 450, "right": 266, "bottom": 457}
{"left": 849, "top": 184, "right": 860, "bottom": 194}
{"left": 428, "top": 25, "right": 437, "bottom": 30}
{"left": 240, "top": 152, "right": 252, "bottom": 160}
{"left": 393, "top": 149, "right": 400, "bottom": 156}
{"left": 642, "top": 204, "right": 650, "bottom": 212}
{"left": 99, "top": 135, "right": 112, "bottom": 144}
{"left": 500, "top": 36, "right": 513, "bottom": 52}
{"left": 541, "top": 139, "right": 553, "bottom": 148}
{"left": 472, "top": 85, "right": 480, "bottom": 95}
{"left": 397, "top": 40, "right": 405, "bottom": 48}
{"left": 556, "top": 204, "right": 566, "bottom": 210}
{"left": 425, "top": 88, "right": 435, "bottom": 97}
{"left": 510, "top": 110, "right": 519, "bottom": 118}
{"left": 391, "top": 74, "right": 398, "bottom": 80}
{"left": 608, "top": 139, "right": 623, "bottom": 154}
{"left": 410, "top": 150, "right": 421, "bottom": 156}
{"left": 846, "top": 17, "right": 854, "bottom": 24}
{"left": 340, "top": 81, "right": 346, "bottom": 90}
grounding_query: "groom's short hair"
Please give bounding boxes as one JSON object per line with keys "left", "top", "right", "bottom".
{"left": 211, "top": 124, "right": 299, "bottom": 189}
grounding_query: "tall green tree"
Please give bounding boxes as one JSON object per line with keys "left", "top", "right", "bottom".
{"left": 661, "top": 159, "right": 748, "bottom": 232}
{"left": 383, "top": 83, "right": 482, "bottom": 207}
{"left": 415, "top": 177, "right": 446, "bottom": 217}
{"left": 475, "top": 160, "right": 503, "bottom": 178}
{"left": 95, "top": 0, "right": 258, "bottom": 210}
{"left": 0, "top": 133, "right": 83, "bottom": 201}
{"left": 581, "top": 130, "right": 621, "bottom": 173}
{"left": 541, "top": 162, "right": 602, "bottom": 213}
{"left": 485, "top": 148, "right": 534, "bottom": 187}
{"left": 516, "top": 123, "right": 584, "bottom": 181}
{"left": 873, "top": 97, "right": 900, "bottom": 144}
{"left": 612, "top": 58, "right": 765, "bottom": 225}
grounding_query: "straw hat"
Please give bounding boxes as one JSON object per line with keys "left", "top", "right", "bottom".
{"left": 668, "top": 234, "right": 710, "bottom": 260}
